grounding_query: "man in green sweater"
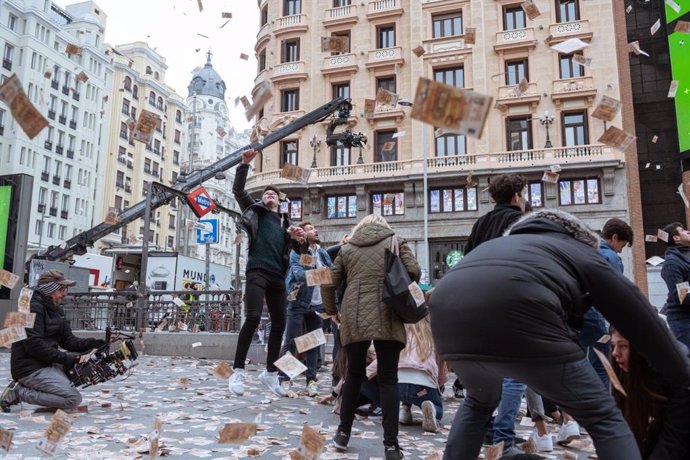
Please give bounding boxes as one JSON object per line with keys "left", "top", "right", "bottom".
{"left": 227, "top": 148, "right": 304, "bottom": 397}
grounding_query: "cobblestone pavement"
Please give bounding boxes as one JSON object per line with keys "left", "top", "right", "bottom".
{"left": 0, "top": 353, "right": 596, "bottom": 459}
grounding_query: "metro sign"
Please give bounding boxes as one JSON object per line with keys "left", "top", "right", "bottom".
{"left": 187, "top": 186, "right": 217, "bottom": 218}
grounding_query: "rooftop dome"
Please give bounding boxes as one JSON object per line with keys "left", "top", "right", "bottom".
{"left": 188, "top": 51, "right": 226, "bottom": 99}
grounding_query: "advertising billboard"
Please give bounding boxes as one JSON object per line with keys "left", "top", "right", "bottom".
{"left": 665, "top": 2, "right": 690, "bottom": 154}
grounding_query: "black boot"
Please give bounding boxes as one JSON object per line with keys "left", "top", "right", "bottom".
{"left": 384, "top": 444, "right": 404, "bottom": 460}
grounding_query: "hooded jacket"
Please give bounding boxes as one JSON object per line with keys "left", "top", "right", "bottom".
{"left": 233, "top": 163, "right": 293, "bottom": 274}
{"left": 661, "top": 246, "right": 690, "bottom": 318}
{"left": 322, "top": 223, "right": 421, "bottom": 347}
{"left": 430, "top": 210, "right": 690, "bottom": 388}
{"left": 464, "top": 203, "right": 523, "bottom": 255}
{"left": 11, "top": 290, "right": 103, "bottom": 380}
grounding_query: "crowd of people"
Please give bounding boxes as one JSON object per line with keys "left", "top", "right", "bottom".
{"left": 2, "top": 148, "right": 689, "bottom": 460}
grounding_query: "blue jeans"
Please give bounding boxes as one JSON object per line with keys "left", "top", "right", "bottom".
{"left": 667, "top": 315, "right": 690, "bottom": 353}
{"left": 578, "top": 307, "right": 610, "bottom": 389}
{"left": 492, "top": 378, "right": 526, "bottom": 446}
{"left": 16, "top": 365, "right": 82, "bottom": 410}
{"left": 399, "top": 383, "right": 443, "bottom": 420}
{"left": 280, "top": 302, "right": 323, "bottom": 382}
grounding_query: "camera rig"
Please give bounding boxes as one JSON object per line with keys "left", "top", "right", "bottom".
{"left": 325, "top": 99, "right": 367, "bottom": 148}
{"left": 67, "top": 327, "right": 138, "bottom": 388}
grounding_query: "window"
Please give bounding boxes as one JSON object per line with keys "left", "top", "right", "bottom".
{"left": 123, "top": 76, "right": 131, "bottom": 91}
{"left": 376, "top": 130, "right": 397, "bottom": 162}
{"left": 327, "top": 195, "right": 357, "bottom": 219}
{"left": 430, "top": 187, "right": 478, "bottom": 212}
{"left": 334, "top": 0, "right": 351, "bottom": 6}
{"left": 436, "top": 133, "right": 467, "bottom": 157}
{"left": 562, "top": 111, "right": 588, "bottom": 146}
{"left": 148, "top": 91, "right": 156, "bottom": 106}
{"left": 559, "top": 53, "right": 584, "bottom": 79}
{"left": 332, "top": 82, "right": 350, "bottom": 100}
{"left": 282, "top": 39, "right": 300, "bottom": 63}
{"left": 330, "top": 31, "right": 351, "bottom": 54}
{"left": 331, "top": 145, "right": 351, "bottom": 166}
{"left": 506, "top": 116, "right": 533, "bottom": 150}
{"left": 174, "top": 129, "right": 181, "bottom": 144}
{"left": 377, "top": 25, "right": 395, "bottom": 48}
{"left": 8, "top": 13, "right": 17, "bottom": 31}
{"left": 175, "top": 110, "right": 182, "bottom": 122}
{"left": 434, "top": 66, "right": 464, "bottom": 88}
{"left": 132, "top": 85, "right": 138, "bottom": 99}
{"left": 526, "top": 182, "right": 544, "bottom": 208}
{"left": 376, "top": 76, "right": 396, "bottom": 93}
{"left": 157, "top": 97, "right": 163, "bottom": 110}
{"left": 432, "top": 12, "right": 462, "bottom": 38}
{"left": 116, "top": 171, "right": 125, "bottom": 187}
{"left": 558, "top": 178, "right": 600, "bottom": 205}
{"left": 503, "top": 5, "right": 526, "bottom": 30}
{"left": 505, "top": 59, "right": 528, "bottom": 85}
{"left": 120, "top": 121, "right": 128, "bottom": 139}
{"left": 281, "top": 140, "right": 298, "bottom": 166}
{"left": 556, "top": 0, "right": 579, "bottom": 23}
{"left": 173, "top": 150, "right": 180, "bottom": 164}
{"left": 261, "top": 6, "right": 269, "bottom": 26}
{"left": 372, "top": 192, "right": 405, "bottom": 216}
{"left": 114, "top": 195, "right": 123, "bottom": 210}
{"left": 258, "top": 49, "right": 266, "bottom": 71}
{"left": 284, "top": 0, "right": 301, "bottom": 15}
{"left": 122, "top": 98, "right": 130, "bottom": 115}
{"left": 281, "top": 89, "right": 299, "bottom": 112}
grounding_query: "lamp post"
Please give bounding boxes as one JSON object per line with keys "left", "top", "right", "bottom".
{"left": 539, "top": 111, "right": 555, "bottom": 148}
{"left": 309, "top": 135, "right": 320, "bottom": 168}
{"left": 183, "top": 92, "right": 197, "bottom": 257}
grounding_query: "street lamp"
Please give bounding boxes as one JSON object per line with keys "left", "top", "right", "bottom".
{"left": 539, "top": 111, "right": 555, "bottom": 148}
{"left": 309, "top": 135, "right": 321, "bottom": 168}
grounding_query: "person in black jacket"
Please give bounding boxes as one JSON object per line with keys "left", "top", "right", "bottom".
{"left": 430, "top": 210, "right": 690, "bottom": 460}
{"left": 660, "top": 222, "right": 690, "bottom": 351}
{"left": 0, "top": 270, "right": 106, "bottom": 412}
{"left": 227, "top": 148, "right": 305, "bottom": 398}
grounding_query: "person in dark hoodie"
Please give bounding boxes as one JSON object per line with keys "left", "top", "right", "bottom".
{"left": 0, "top": 270, "right": 106, "bottom": 412}
{"left": 226, "top": 148, "right": 305, "bottom": 398}
{"left": 430, "top": 210, "right": 690, "bottom": 460}
{"left": 660, "top": 222, "right": 690, "bottom": 351}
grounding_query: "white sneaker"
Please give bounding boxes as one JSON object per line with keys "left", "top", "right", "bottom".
{"left": 399, "top": 404, "right": 413, "bottom": 425}
{"left": 421, "top": 400, "right": 439, "bottom": 433}
{"left": 529, "top": 430, "right": 553, "bottom": 452}
{"left": 227, "top": 368, "right": 245, "bottom": 396}
{"left": 557, "top": 420, "right": 581, "bottom": 446}
{"left": 259, "top": 370, "right": 288, "bottom": 397}
{"left": 280, "top": 380, "right": 292, "bottom": 394}
{"left": 307, "top": 380, "right": 318, "bottom": 397}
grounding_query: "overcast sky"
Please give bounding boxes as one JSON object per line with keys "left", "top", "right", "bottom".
{"left": 55, "top": 0, "right": 260, "bottom": 130}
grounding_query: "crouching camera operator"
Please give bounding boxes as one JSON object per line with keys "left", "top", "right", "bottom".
{"left": 1, "top": 270, "right": 106, "bottom": 412}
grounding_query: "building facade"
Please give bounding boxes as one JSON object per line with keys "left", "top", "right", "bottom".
{"left": 183, "top": 52, "right": 247, "bottom": 270}
{"left": 0, "top": 0, "right": 112, "bottom": 255}
{"left": 245, "top": 0, "right": 645, "bottom": 287}
{"left": 99, "top": 41, "right": 187, "bottom": 253}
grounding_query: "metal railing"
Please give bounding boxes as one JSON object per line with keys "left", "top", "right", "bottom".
{"left": 62, "top": 289, "right": 243, "bottom": 333}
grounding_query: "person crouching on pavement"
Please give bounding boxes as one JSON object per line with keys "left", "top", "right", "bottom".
{"left": 1, "top": 270, "right": 106, "bottom": 412}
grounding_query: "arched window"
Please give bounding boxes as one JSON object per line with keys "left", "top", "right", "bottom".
{"left": 154, "top": 72, "right": 159, "bottom": 80}
{"left": 132, "top": 85, "right": 138, "bottom": 99}
{"left": 123, "top": 76, "right": 132, "bottom": 91}
{"left": 149, "top": 91, "right": 156, "bottom": 106}
{"left": 156, "top": 96, "right": 163, "bottom": 110}
{"left": 145, "top": 66, "right": 152, "bottom": 75}
{"left": 175, "top": 110, "right": 182, "bottom": 122}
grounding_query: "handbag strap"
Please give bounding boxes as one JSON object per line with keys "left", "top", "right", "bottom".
{"left": 390, "top": 235, "right": 400, "bottom": 256}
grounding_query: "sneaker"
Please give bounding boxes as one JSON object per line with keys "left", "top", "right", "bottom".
{"left": 0, "top": 381, "right": 19, "bottom": 413}
{"left": 227, "top": 369, "right": 245, "bottom": 396}
{"left": 384, "top": 445, "right": 404, "bottom": 460}
{"left": 557, "top": 420, "right": 581, "bottom": 446}
{"left": 528, "top": 430, "right": 553, "bottom": 452}
{"left": 452, "top": 378, "right": 464, "bottom": 398}
{"left": 281, "top": 380, "right": 292, "bottom": 394}
{"left": 333, "top": 430, "right": 350, "bottom": 451}
{"left": 259, "top": 370, "right": 288, "bottom": 397}
{"left": 399, "top": 404, "right": 413, "bottom": 425}
{"left": 421, "top": 400, "right": 439, "bottom": 433}
{"left": 307, "top": 380, "right": 318, "bottom": 397}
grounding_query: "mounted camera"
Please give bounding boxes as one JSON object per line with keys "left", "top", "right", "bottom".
{"left": 326, "top": 98, "right": 367, "bottom": 148}
{"left": 67, "top": 328, "right": 138, "bottom": 388}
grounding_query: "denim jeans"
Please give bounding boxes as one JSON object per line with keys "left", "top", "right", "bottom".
{"left": 445, "top": 358, "right": 641, "bottom": 460}
{"left": 16, "top": 364, "right": 82, "bottom": 410}
{"left": 399, "top": 383, "right": 443, "bottom": 420}
{"left": 578, "top": 307, "right": 610, "bottom": 389}
{"left": 492, "top": 378, "right": 526, "bottom": 446}
{"left": 667, "top": 315, "right": 690, "bottom": 353}
{"left": 280, "top": 302, "right": 323, "bottom": 382}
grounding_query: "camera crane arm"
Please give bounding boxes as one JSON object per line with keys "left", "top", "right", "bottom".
{"left": 36, "top": 97, "right": 349, "bottom": 262}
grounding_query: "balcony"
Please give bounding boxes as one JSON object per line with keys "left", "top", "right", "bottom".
{"left": 496, "top": 83, "right": 541, "bottom": 110}
{"left": 66, "top": 149, "right": 74, "bottom": 159}
{"left": 63, "top": 179, "right": 71, "bottom": 189}
{"left": 367, "top": 0, "right": 403, "bottom": 19}
{"left": 61, "top": 210, "right": 68, "bottom": 219}
{"left": 125, "top": 185, "right": 132, "bottom": 193}
{"left": 51, "top": 80, "right": 59, "bottom": 90}
{"left": 551, "top": 76, "right": 597, "bottom": 106}
{"left": 273, "top": 14, "right": 308, "bottom": 36}
{"left": 48, "top": 110, "right": 56, "bottom": 120}
{"left": 254, "top": 69, "right": 268, "bottom": 87}
{"left": 494, "top": 28, "right": 537, "bottom": 53}
{"left": 2, "top": 58, "right": 12, "bottom": 71}
{"left": 61, "top": 86, "right": 69, "bottom": 96}
{"left": 52, "top": 175, "right": 61, "bottom": 185}
{"left": 41, "top": 172, "right": 49, "bottom": 182}
{"left": 126, "top": 161, "right": 133, "bottom": 170}
{"left": 117, "top": 156, "right": 127, "bottom": 165}
{"left": 44, "top": 140, "right": 53, "bottom": 150}
{"left": 244, "top": 144, "right": 624, "bottom": 190}
{"left": 119, "top": 130, "right": 128, "bottom": 140}
{"left": 144, "top": 167, "right": 152, "bottom": 175}
{"left": 38, "top": 203, "right": 46, "bottom": 213}
{"left": 366, "top": 102, "right": 405, "bottom": 125}
{"left": 154, "top": 148, "right": 160, "bottom": 155}
{"left": 72, "top": 92, "right": 80, "bottom": 101}
{"left": 58, "top": 115, "right": 67, "bottom": 125}
{"left": 321, "top": 53, "right": 359, "bottom": 75}
{"left": 121, "top": 108, "right": 130, "bottom": 116}
{"left": 115, "top": 182, "right": 125, "bottom": 189}
{"left": 546, "top": 20, "right": 593, "bottom": 45}
{"left": 422, "top": 35, "right": 472, "bottom": 56}
{"left": 271, "top": 61, "right": 308, "bottom": 83}
{"left": 49, "top": 207, "right": 57, "bottom": 217}
{"left": 69, "top": 120, "right": 77, "bottom": 129}
{"left": 55, "top": 145, "right": 64, "bottom": 154}
{"left": 324, "top": 4, "right": 359, "bottom": 27}
{"left": 256, "top": 23, "right": 270, "bottom": 49}
{"left": 366, "top": 46, "right": 404, "bottom": 69}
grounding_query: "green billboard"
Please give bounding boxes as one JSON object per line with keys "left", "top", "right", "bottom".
{"left": 666, "top": 2, "right": 690, "bottom": 154}
{"left": 0, "top": 185, "right": 10, "bottom": 269}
